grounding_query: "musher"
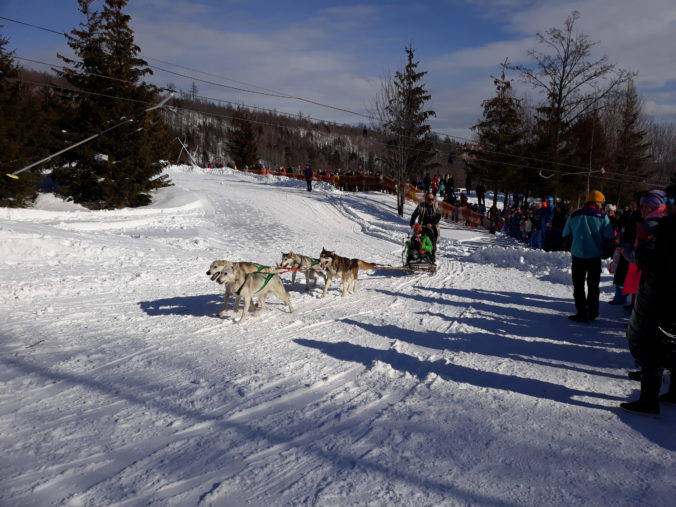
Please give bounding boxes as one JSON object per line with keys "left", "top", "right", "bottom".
{"left": 409, "top": 192, "right": 441, "bottom": 258}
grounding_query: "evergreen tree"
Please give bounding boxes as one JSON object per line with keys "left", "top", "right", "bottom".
{"left": 0, "top": 32, "right": 43, "bottom": 206}
{"left": 609, "top": 79, "right": 651, "bottom": 203}
{"left": 472, "top": 63, "right": 525, "bottom": 206}
{"left": 226, "top": 108, "right": 259, "bottom": 169}
{"left": 52, "top": 0, "right": 172, "bottom": 208}
{"left": 379, "top": 45, "right": 436, "bottom": 215}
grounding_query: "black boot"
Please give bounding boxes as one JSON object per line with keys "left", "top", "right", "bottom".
{"left": 620, "top": 372, "right": 662, "bottom": 416}
{"left": 659, "top": 371, "right": 676, "bottom": 405}
{"left": 659, "top": 392, "right": 676, "bottom": 405}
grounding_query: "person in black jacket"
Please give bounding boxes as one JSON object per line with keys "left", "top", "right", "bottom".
{"left": 620, "top": 189, "right": 671, "bottom": 416}
{"left": 410, "top": 192, "right": 441, "bottom": 246}
{"left": 304, "top": 166, "right": 313, "bottom": 192}
{"left": 609, "top": 197, "right": 642, "bottom": 305}
{"left": 655, "top": 188, "right": 676, "bottom": 405}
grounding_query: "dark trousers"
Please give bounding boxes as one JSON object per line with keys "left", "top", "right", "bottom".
{"left": 571, "top": 256, "right": 601, "bottom": 317}
{"left": 306, "top": 179, "right": 312, "bottom": 191}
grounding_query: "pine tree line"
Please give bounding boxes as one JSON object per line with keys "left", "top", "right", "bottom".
{"left": 470, "top": 11, "right": 676, "bottom": 207}
{"left": 1, "top": 6, "right": 675, "bottom": 209}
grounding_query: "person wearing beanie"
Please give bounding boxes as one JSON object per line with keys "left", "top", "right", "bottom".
{"left": 620, "top": 189, "right": 669, "bottom": 415}
{"left": 562, "top": 190, "right": 616, "bottom": 322}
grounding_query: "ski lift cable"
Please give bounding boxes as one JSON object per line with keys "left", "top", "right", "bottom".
{"left": 2, "top": 16, "right": 371, "bottom": 119}
{"left": 2, "top": 15, "right": 665, "bottom": 179}
{"left": 5, "top": 52, "right": 617, "bottom": 175}
{"left": 5, "top": 93, "right": 173, "bottom": 180}
{"left": 9, "top": 76, "right": 665, "bottom": 187}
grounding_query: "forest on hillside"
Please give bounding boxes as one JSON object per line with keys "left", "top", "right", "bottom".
{"left": 1, "top": 3, "right": 674, "bottom": 209}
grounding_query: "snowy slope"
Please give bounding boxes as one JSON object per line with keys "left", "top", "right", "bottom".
{"left": 1, "top": 166, "right": 675, "bottom": 506}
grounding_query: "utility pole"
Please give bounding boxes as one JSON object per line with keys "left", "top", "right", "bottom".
{"left": 587, "top": 115, "right": 595, "bottom": 197}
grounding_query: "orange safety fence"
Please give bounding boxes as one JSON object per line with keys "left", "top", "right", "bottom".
{"left": 238, "top": 168, "right": 489, "bottom": 230}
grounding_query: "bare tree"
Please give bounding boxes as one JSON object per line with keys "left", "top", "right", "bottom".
{"left": 510, "top": 11, "right": 630, "bottom": 166}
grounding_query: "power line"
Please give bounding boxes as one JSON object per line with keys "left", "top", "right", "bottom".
{"left": 12, "top": 74, "right": 665, "bottom": 187}
{"left": 1, "top": 15, "right": 373, "bottom": 120}
{"left": 3, "top": 14, "right": 667, "bottom": 185}
{"left": 10, "top": 75, "right": 669, "bottom": 187}
{"left": 1, "top": 16, "right": 596, "bottom": 166}
{"left": 0, "top": 15, "right": 65, "bottom": 36}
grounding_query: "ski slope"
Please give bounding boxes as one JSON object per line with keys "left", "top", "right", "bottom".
{"left": 1, "top": 166, "right": 674, "bottom": 506}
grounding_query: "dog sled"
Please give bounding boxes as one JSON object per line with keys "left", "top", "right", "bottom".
{"left": 373, "top": 232, "right": 437, "bottom": 275}
{"left": 402, "top": 225, "right": 437, "bottom": 274}
{"left": 402, "top": 236, "right": 436, "bottom": 273}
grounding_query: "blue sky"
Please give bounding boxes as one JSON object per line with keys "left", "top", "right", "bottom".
{"left": 2, "top": 0, "right": 675, "bottom": 140}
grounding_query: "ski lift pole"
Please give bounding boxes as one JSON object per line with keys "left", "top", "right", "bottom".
{"left": 6, "top": 93, "right": 173, "bottom": 180}
{"left": 174, "top": 137, "right": 200, "bottom": 167}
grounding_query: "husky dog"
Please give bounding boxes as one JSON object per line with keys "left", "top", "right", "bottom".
{"left": 216, "top": 265, "right": 293, "bottom": 324}
{"left": 279, "top": 251, "right": 327, "bottom": 291}
{"left": 318, "top": 248, "right": 376, "bottom": 298}
{"left": 206, "top": 260, "right": 279, "bottom": 316}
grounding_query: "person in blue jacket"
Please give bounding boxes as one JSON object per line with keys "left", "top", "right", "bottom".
{"left": 562, "top": 190, "right": 616, "bottom": 322}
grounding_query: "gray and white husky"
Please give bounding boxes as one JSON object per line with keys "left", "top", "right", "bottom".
{"left": 216, "top": 265, "right": 293, "bottom": 324}
{"left": 206, "top": 260, "right": 279, "bottom": 316}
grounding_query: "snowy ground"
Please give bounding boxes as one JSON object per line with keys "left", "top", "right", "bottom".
{"left": 1, "top": 166, "right": 675, "bottom": 506}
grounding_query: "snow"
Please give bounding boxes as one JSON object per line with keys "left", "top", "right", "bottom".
{"left": 1, "top": 165, "right": 674, "bottom": 506}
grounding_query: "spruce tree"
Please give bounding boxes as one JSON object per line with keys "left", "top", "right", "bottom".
{"left": 610, "top": 79, "right": 651, "bottom": 203}
{"left": 53, "top": 0, "right": 172, "bottom": 208}
{"left": 0, "top": 32, "right": 43, "bottom": 206}
{"left": 381, "top": 45, "right": 436, "bottom": 215}
{"left": 227, "top": 108, "right": 259, "bottom": 169}
{"left": 472, "top": 64, "right": 525, "bottom": 206}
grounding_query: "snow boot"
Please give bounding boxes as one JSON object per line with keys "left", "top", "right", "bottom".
{"left": 659, "top": 373, "right": 676, "bottom": 405}
{"left": 568, "top": 313, "right": 588, "bottom": 323}
{"left": 608, "top": 286, "right": 627, "bottom": 305}
{"left": 659, "top": 392, "right": 676, "bottom": 405}
{"left": 620, "top": 372, "right": 662, "bottom": 417}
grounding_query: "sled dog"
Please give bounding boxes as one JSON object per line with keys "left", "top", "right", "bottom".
{"left": 216, "top": 265, "right": 293, "bottom": 324}
{"left": 279, "top": 251, "right": 326, "bottom": 291}
{"left": 206, "top": 260, "right": 279, "bottom": 316}
{"left": 318, "top": 248, "right": 376, "bottom": 298}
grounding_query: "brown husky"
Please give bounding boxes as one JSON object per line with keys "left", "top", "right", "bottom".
{"left": 279, "top": 251, "right": 327, "bottom": 291}
{"left": 318, "top": 248, "right": 376, "bottom": 298}
{"left": 206, "top": 260, "right": 279, "bottom": 316}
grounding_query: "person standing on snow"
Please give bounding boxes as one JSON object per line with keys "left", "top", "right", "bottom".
{"left": 609, "top": 196, "right": 642, "bottom": 306}
{"left": 538, "top": 196, "right": 555, "bottom": 250}
{"left": 562, "top": 190, "right": 616, "bottom": 323}
{"left": 620, "top": 188, "right": 674, "bottom": 416}
{"left": 304, "top": 165, "right": 313, "bottom": 192}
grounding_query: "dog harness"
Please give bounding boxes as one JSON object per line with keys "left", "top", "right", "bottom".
{"left": 300, "top": 255, "right": 321, "bottom": 267}
{"left": 235, "top": 266, "right": 276, "bottom": 295}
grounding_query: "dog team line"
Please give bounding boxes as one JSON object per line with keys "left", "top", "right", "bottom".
{"left": 206, "top": 248, "right": 376, "bottom": 324}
